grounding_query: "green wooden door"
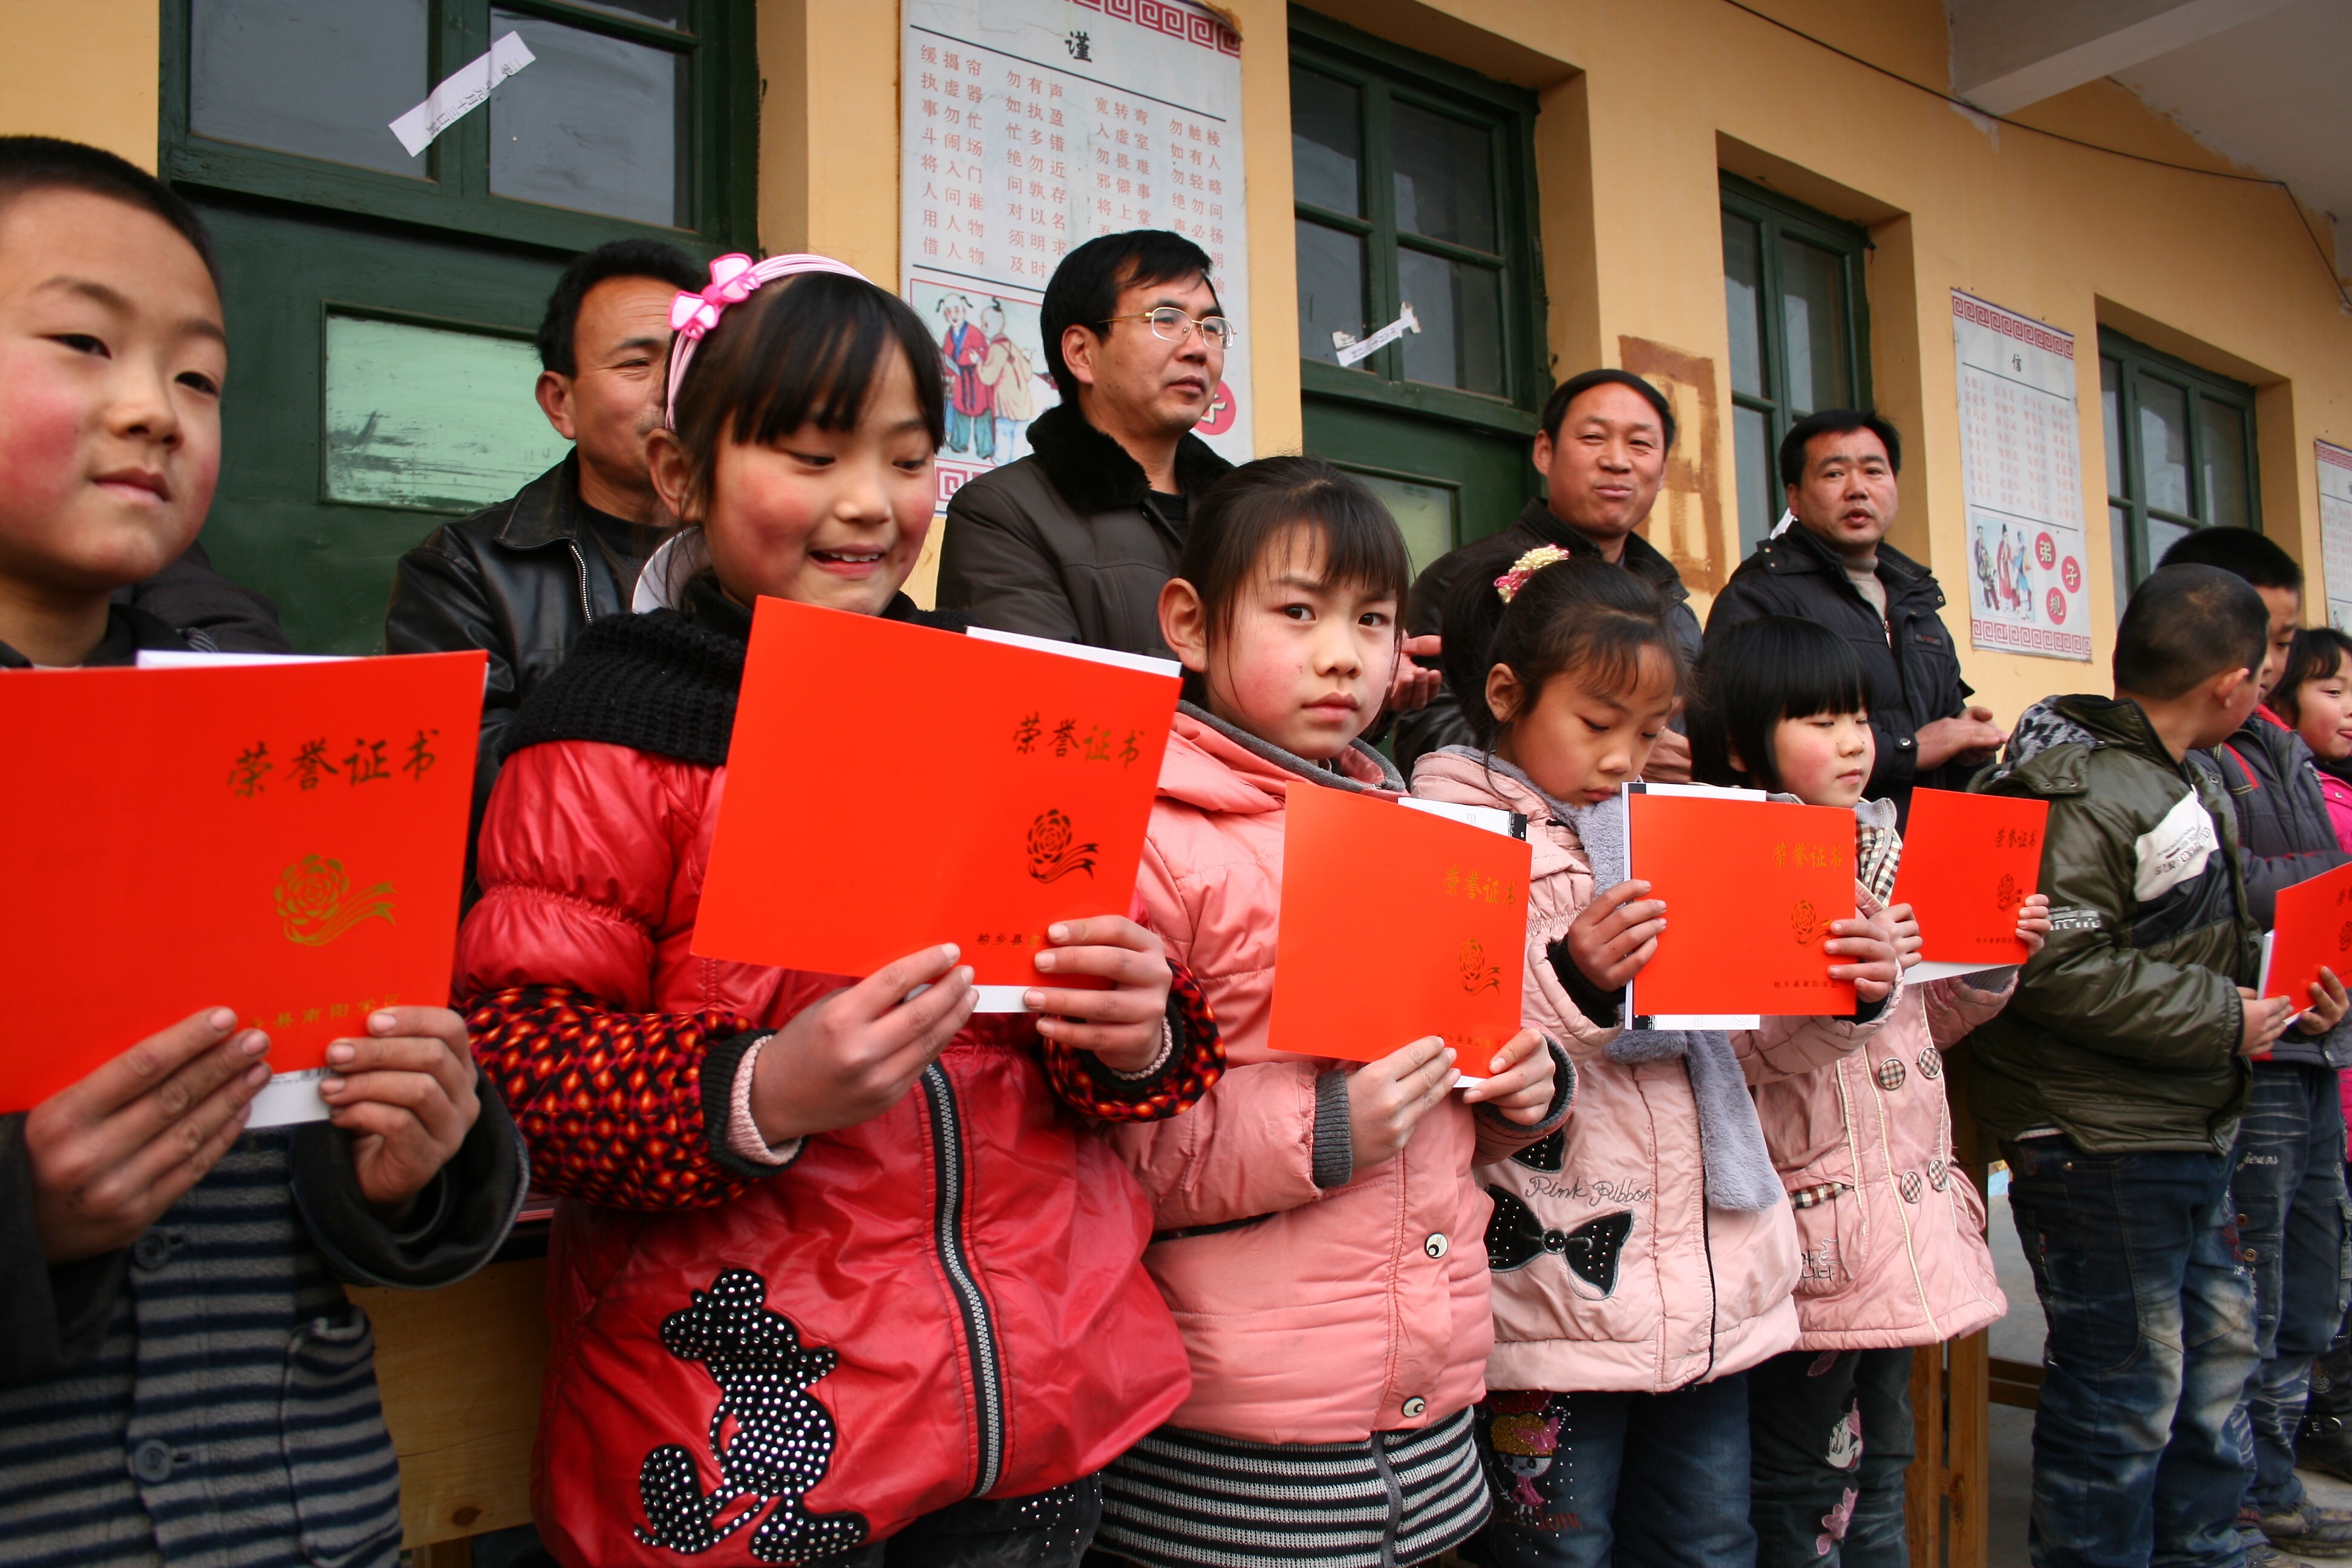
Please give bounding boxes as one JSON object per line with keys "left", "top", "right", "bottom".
{"left": 1299, "top": 402, "right": 1533, "bottom": 577}
{"left": 197, "top": 198, "right": 573, "bottom": 653}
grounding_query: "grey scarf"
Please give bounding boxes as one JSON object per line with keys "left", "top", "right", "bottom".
{"left": 1180, "top": 701, "right": 1405, "bottom": 792}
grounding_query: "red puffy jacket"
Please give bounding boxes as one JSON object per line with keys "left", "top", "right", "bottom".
{"left": 455, "top": 606, "right": 1217, "bottom": 1567}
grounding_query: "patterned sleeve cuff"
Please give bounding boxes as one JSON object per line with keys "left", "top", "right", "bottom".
{"left": 699, "top": 1030, "right": 805, "bottom": 1183}
{"left": 1039, "top": 958, "right": 1224, "bottom": 1123}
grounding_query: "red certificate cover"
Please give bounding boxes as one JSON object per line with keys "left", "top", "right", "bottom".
{"left": 1890, "top": 788, "right": 2049, "bottom": 979}
{"left": 1627, "top": 786, "right": 1858, "bottom": 1020}
{"left": 2262, "top": 861, "right": 2352, "bottom": 1010}
{"left": 1266, "top": 786, "right": 1533, "bottom": 1066}
{"left": 0, "top": 653, "right": 485, "bottom": 1113}
{"left": 693, "top": 598, "right": 1180, "bottom": 995}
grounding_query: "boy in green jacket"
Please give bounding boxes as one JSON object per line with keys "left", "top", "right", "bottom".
{"left": 1971, "top": 564, "right": 2311, "bottom": 1568}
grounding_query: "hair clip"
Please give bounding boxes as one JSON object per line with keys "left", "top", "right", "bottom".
{"left": 664, "top": 252, "right": 872, "bottom": 428}
{"left": 1494, "top": 544, "right": 1573, "bottom": 604}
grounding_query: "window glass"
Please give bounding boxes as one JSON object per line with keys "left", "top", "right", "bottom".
{"left": 489, "top": 8, "right": 682, "bottom": 226}
{"left": 191, "top": 0, "right": 428, "bottom": 176}
{"left": 2201, "top": 396, "right": 2250, "bottom": 531}
{"left": 1295, "top": 219, "right": 1366, "bottom": 366}
{"left": 1723, "top": 214, "right": 1764, "bottom": 399}
{"left": 2136, "top": 373, "right": 2192, "bottom": 515}
{"left": 1735, "top": 403, "right": 1772, "bottom": 552}
{"left": 1778, "top": 237, "right": 1849, "bottom": 415}
{"left": 2111, "top": 503, "right": 2132, "bottom": 608}
{"left": 567, "top": 0, "right": 684, "bottom": 21}
{"left": 2147, "top": 514, "right": 2194, "bottom": 567}
{"left": 1399, "top": 249, "right": 1504, "bottom": 396}
{"left": 323, "top": 315, "right": 573, "bottom": 511}
{"left": 1351, "top": 471, "right": 1456, "bottom": 577}
{"left": 1391, "top": 102, "right": 1494, "bottom": 252}
{"left": 2100, "top": 356, "right": 2124, "bottom": 500}
{"left": 1290, "top": 67, "right": 1362, "bottom": 217}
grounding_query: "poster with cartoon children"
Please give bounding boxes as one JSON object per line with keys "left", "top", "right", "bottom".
{"left": 1954, "top": 291, "right": 2090, "bottom": 660}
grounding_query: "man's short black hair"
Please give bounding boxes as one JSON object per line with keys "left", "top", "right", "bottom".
{"left": 536, "top": 238, "right": 705, "bottom": 376}
{"left": 2114, "top": 563, "right": 2270, "bottom": 700}
{"left": 1539, "top": 368, "right": 1676, "bottom": 452}
{"left": 0, "top": 136, "right": 218, "bottom": 287}
{"left": 1039, "top": 229, "right": 1217, "bottom": 400}
{"left": 2158, "top": 527, "right": 2304, "bottom": 593}
{"left": 1779, "top": 409, "right": 1903, "bottom": 489}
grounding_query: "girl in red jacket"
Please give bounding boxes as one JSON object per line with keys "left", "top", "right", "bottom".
{"left": 456, "top": 255, "right": 1221, "bottom": 1568}
{"left": 1090, "top": 457, "right": 1568, "bottom": 1568}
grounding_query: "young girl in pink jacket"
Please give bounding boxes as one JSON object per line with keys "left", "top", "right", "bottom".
{"left": 1091, "top": 457, "right": 1569, "bottom": 1568}
{"left": 1409, "top": 550, "right": 1901, "bottom": 1568}
{"left": 1688, "top": 615, "right": 2048, "bottom": 1568}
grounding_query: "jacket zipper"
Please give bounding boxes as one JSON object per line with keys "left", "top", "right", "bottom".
{"left": 920, "top": 1062, "right": 1005, "bottom": 1495}
{"left": 566, "top": 539, "right": 595, "bottom": 626}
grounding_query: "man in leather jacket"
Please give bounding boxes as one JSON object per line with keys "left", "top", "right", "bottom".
{"left": 384, "top": 238, "right": 703, "bottom": 828}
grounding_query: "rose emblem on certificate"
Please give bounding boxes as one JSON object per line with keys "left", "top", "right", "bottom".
{"left": 275, "top": 855, "right": 395, "bottom": 946}
{"left": 1459, "top": 938, "right": 1501, "bottom": 995}
{"left": 1790, "top": 898, "right": 1820, "bottom": 947}
{"left": 1995, "top": 872, "right": 2022, "bottom": 911}
{"left": 1025, "top": 808, "right": 1099, "bottom": 883}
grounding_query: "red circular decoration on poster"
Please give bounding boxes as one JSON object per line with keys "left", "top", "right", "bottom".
{"left": 2047, "top": 587, "right": 2068, "bottom": 624}
{"left": 1195, "top": 380, "right": 1237, "bottom": 436}
{"left": 2035, "top": 532, "right": 2058, "bottom": 569}
{"left": 2061, "top": 556, "right": 2083, "bottom": 592}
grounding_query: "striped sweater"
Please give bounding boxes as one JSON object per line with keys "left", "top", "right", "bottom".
{"left": 0, "top": 1104, "right": 526, "bottom": 1568}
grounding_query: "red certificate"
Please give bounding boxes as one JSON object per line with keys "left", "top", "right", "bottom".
{"left": 2261, "top": 861, "right": 2352, "bottom": 1012}
{"left": 1890, "top": 788, "right": 2048, "bottom": 979}
{"left": 0, "top": 653, "right": 485, "bottom": 1114}
{"left": 692, "top": 598, "right": 1180, "bottom": 1000}
{"left": 1266, "top": 786, "right": 1533, "bottom": 1066}
{"left": 1627, "top": 785, "right": 1859, "bottom": 1021}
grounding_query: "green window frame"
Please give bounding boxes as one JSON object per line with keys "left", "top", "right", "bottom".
{"left": 1289, "top": 6, "right": 1547, "bottom": 440}
{"left": 2099, "top": 326, "right": 2262, "bottom": 598}
{"left": 161, "top": 0, "right": 757, "bottom": 256}
{"left": 1720, "top": 174, "right": 1872, "bottom": 554}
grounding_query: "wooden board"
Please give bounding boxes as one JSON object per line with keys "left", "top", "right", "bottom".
{"left": 354, "top": 1257, "right": 548, "bottom": 1547}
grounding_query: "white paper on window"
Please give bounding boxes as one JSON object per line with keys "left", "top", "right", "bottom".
{"left": 900, "top": 0, "right": 1252, "bottom": 520}
{"left": 2321, "top": 441, "right": 2352, "bottom": 635}
{"left": 1954, "top": 291, "right": 2091, "bottom": 661}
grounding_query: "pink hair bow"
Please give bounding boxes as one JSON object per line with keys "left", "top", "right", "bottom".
{"left": 664, "top": 251, "right": 873, "bottom": 426}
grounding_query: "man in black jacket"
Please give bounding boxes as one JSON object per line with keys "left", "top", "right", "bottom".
{"left": 1705, "top": 410, "right": 2005, "bottom": 823}
{"left": 384, "top": 238, "right": 704, "bottom": 825}
{"left": 1394, "top": 368, "right": 1702, "bottom": 774}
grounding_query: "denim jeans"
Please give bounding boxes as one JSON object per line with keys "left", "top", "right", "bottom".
{"left": 1748, "top": 1347, "right": 1915, "bottom": 1568}
{"left": 2005, "top": 1135, "right": 2258, "bottom": 1568}
{"left": 1468, "top": 1375, "right": 1754, "bottom": 1568}
{"left": 2226, "top": 1061, "right": 2351, "bottom": 1515}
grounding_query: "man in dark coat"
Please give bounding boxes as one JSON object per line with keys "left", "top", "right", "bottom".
{"left": 383, "top": 238, "right": 703, "bottom": 826}
{"left": 1705, "top": 409, "right": 2005, "bottom": 822}
{"left": 1394, "top": 368, "right": 1702, "bottom": 775}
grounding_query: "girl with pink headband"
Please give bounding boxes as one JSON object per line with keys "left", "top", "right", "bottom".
{"left": 456, "top": 252, "right": 1224, "bottom": 1567}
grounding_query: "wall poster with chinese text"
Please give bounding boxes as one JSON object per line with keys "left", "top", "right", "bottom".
{"left": 2319, "top": 440, "right": 2352, "bottom": 634}
{"left": 1954, "top": 291, "right": 2091, "bottom": 661}
{"left": 901, "top": 0, "right": 1251, "bottom": 517}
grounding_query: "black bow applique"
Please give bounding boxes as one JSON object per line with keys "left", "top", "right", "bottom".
{"left": 1485, "top": 1186, "right": 1633, "bottom": 1296}
{"left": 1511, "top": 1129, "right": 1565, "bottom": 1172}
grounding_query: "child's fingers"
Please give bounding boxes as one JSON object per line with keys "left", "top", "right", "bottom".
{"left": 1031, "top": 1018, "right": 1160, "bottom": 1056}
{"left": 872, "top": 965, "right": 976, "bottom": 1054}
{"left": 1032, "top": 941, "right": 1169, "bottom": 989}
{"left": 1586, "top": 881, "right": 1655, "bottom": 922}
{"left": 325, "top": 1034, "right": 475, "bottom": 1106}
{"left": 848, "top": 944, "right": 965, "bottom": 1021}
{"left": 1373, "top": 1036, "right": 1453, "bottom": 1087}
{"left": 1024, "top": 983, "right": 1161, "bottom": 1026}
{"left": 1042, "top": 916, "right": 1160, "bottom": 958}
{"left": 102, "top": 1058, "right": 269, "bottom": 1210}
{"left": 319, "top": 1065, "right": 468, "bottom": 1148}
{"left": 60, "top": 1008, "right": 245, "bottom": 1123}
{"left": 111, "top": 1031, "right": 270, "bottom": 1158}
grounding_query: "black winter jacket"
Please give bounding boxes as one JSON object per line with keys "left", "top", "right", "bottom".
{"left": 936, "top": 402, "right": 1233, "bottom": 659}
{"left": 1705, "top": 524, "right": 1972, "bottom": 820}
{"left": 384, "top": 454, "right": 646, "bottom": 831}
{"left": 119, "top": 538, "right": 292, "bottom": 653}
{"left": 1394, "top": 497, "right": 1704, "bottom": 773}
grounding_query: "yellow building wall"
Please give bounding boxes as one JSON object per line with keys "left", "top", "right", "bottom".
{"left": 0, "top": 0, "right": 158, "bottom": 169}
{"left": 769, "top": 0, "right": 2352, "bottom": 726}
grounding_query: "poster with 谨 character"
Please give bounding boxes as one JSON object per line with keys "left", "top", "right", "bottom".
{"left": 900, "top": 0, "right": 1252, "bottom": 524}
{"left": 1955, "top": 290, "right": 2092, "bottom": 661}
{"left": 0, "top": 652, "right": 485, "bottom": 1119}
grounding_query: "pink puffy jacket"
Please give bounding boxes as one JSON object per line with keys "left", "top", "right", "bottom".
{"left": 1746, "top": 886, "right": 2008, "bottom": 1351}
{"left": 1109, "top": 711, "right": 1567, "bottom": 1445}
{"left": 1412, "top": 750, "right": 1887, "bottom": 1394}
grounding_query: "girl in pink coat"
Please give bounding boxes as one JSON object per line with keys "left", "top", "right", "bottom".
{"left": 2270, "top": 628, "right": 2352, "bottom": 855}
{"left": 1091, "top": 458, "right": 1570, "bottom": 1568}
{"left": 1688, "top": 615, "right": 2049, "bottom": 1568}
{"left": 1410, "top": 552, "right": 1901, "bottom": 1568}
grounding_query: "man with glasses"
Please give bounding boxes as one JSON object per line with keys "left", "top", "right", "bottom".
{"left": 938, "top": 230, "right": 1236, "bottom": 659}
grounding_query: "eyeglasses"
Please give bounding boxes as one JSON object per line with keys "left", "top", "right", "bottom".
{"left": 1099, "top": 306, "right": 1236, "bottom": 350}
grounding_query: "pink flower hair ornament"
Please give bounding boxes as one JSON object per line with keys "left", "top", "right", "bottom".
{"left": 664, "top": 251, "right": 873, "bottom": 428}
{"left": 1493, "top": 544, "right": 1574, "bottom": 604}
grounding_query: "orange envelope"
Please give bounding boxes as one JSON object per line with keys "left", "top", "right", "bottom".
{"left": 1265, "top": 786, "right": 1533, "bottom": 1066}
{"left": 1627, "top": 785, "right": 1858, "bottom": 1022}
{"left": 0, "top": 652, "right": 485, "bottom": 1115}
{"left": 693, "top": 598, "right": 1179, "bottom": 999}
{"left": 2260, "top": 861, "right": 2352, "bottom": 1012}
{"left": 1890, "top": 788, "right": 2049, "bottom": 980}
